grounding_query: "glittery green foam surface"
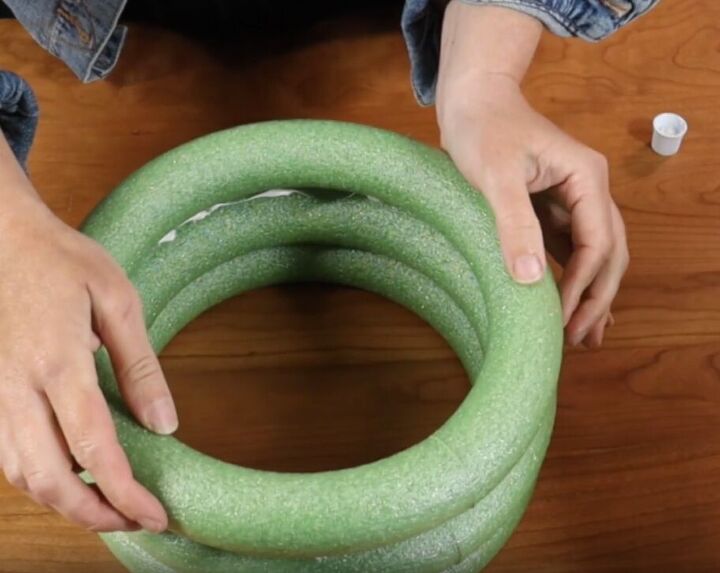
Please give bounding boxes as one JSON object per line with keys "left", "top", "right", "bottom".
{"left": 79, "top": 120, "right": 563, "bottom": 572}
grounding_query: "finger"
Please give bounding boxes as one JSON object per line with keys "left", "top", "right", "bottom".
{"left": 557, "top": 161, "right": 614, "bottom": 324}
{"left": 481, "top": 171, "right": 547, "bottom": 284}
{"left": 0, "top": 418, "right": 6, "bottom": 469}
{"left": 566, "top": 254, "right": 624, "bottom": 346}
{"left": 88, "top": 277, "right": 178, "bottom": 435}
{"left": 11, "top": 390, "right": 139, "bottom": 532}
{"left": 559, "top": 244, "right": 608, "bottom": 327}
{"left": 566, "top": 296, "right": 606, "bottom": 347}
{"left": 566, "top": 201, "right": 628, "bottom": 343}
{"left": 587, "top": 311, "right": 615, "bottom": 347}
{"left": 582, "top": 318, "right": 606, "bottom": 349}
{"left": 0, "top": 421, "right": 25, "bottom": 491}
{"left": 44, "top": 353, "right": 168, "bottom": 533}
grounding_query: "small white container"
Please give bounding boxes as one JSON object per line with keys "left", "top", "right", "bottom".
{"left": 651, "top": 113, "right": 688, "bottom": 156}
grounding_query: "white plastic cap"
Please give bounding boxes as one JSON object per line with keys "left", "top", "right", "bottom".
{"left": 651, "top": 112, "right": 688, "bottom": 156}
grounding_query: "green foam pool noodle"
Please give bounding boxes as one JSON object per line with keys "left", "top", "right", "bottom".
{"left": 79, "top": 120, "right": 563, "bottom": 572}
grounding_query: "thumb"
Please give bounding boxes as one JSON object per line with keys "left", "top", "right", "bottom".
{"left": 88, "top": 276, "right": 179, "bottom": 436}
{"left": 481, "top": 173, "right": 547, "bottom": 284}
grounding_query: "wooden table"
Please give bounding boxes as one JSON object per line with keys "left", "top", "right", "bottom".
{"left": 1, "top": 1, "right": 719, "bottom": 571}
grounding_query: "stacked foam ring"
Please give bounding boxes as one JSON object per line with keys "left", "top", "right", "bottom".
{"left": 80, "top": 121, "right": 563, "bottom": 572}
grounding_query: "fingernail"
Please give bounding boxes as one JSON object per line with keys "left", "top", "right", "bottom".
{"left": 145, "top": 398, "right": 178, "bottom": 435}
{"left": 512, "top": 254, "right": 543, "bottom": 284}
{"left": 562, "top": 308, "right": 571, "bottom": 327}
{"left": 570, "top": 328, "right": 588, "bottom": 347}
{"left": 138, "top": 517, "right": 165, "bottom": 533}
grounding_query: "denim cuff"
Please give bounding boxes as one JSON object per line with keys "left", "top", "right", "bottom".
{"left": 401, "top": 0, "right": 660, "bottom": 105}
{"left": 3, "top": 0, "right": 128, "bottom": 83}
{"left": 0, "top": 71, "right": 39, "bottom": 167}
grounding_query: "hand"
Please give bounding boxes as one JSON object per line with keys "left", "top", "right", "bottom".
{"left": 436, "top": 2, "right": 629, "bottom": 347}
{"left": 0, "top": 138, "right": 177, "bottom": 532}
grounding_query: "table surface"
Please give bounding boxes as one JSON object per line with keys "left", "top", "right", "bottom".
{"left": 1, "top": 2, "right": 719, "bottom": 571}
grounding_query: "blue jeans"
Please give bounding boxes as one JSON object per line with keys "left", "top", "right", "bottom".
{"left": 0, "top": 71, "right": 38, "bottom": 167}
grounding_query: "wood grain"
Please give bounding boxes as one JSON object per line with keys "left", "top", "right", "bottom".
{"left": 1, "top": 1, "right": 719, "bottom": 571}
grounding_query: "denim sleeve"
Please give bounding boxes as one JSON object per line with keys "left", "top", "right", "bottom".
{"left": 0, "top": 71, "right": 39, "bottom": 167}
{"left": 2, "top": 0, "right": 128, "bottom": 83}
{"left": 402, "top": 0, "right": 661, "bottom": 105}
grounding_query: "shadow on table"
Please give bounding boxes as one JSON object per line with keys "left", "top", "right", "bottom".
{"left": 622, "top": 117, "right": 666, "bottom": 179}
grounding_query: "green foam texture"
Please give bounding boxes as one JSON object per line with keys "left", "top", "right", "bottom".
{"left": 79, "top": 120, "right": 563, "bottom": 572}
